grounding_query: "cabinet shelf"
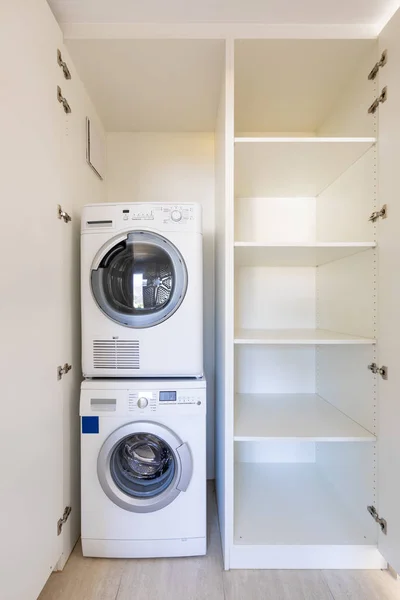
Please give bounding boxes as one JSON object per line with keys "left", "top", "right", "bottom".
{"left": 234, "top": 242, "right": 376, "bottom": 267}
{"left": 234, "top": 463, "right": 376, "bottom": 546}
{"left": 234, "top": 328, "right": 376, "bottom": 345}
{"left": 234, "top": 394, "right": 375, "bottom": 442}
{"left": 234, "top": 137, "right": 376, "bottom": 197}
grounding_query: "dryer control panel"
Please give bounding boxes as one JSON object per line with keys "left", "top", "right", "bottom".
{"left": 82, "top": 202, "right": 202, "bottom": 234}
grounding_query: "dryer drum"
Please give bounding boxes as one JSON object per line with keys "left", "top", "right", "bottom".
{"left": 91, "top": 231, "right": 188, "bottom": 328}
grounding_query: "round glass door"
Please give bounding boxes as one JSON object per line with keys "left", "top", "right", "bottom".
{"left": 91, "top": 231, "right": 188, "bottom": 328}
{"left": 110, "top": 433, "right": 175, "bottom": 499}
{"left": 97, "top": 422, "right": 193, "bottom": 513}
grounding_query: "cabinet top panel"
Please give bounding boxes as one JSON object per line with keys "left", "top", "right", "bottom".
{"left": 66, "top": 39, "right": 225, "bottom": 132}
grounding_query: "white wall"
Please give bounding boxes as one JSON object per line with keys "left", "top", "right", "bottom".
{"left": 106, "top": 132, "right": 216, "bottom": 477}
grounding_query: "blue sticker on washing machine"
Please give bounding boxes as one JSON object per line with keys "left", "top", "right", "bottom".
{"left": 82, "top": 416, "right": 99, "bottom": 434}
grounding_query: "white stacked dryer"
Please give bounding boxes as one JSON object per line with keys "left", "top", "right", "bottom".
{"left": 81, "top": 202, "right": 203, "bottom": 378}
{"left": 80, "top": 202, "right": 206, "bottom": 559}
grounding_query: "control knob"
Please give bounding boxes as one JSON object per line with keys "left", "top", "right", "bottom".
{"left": 171, "top": 210, "right": 182, "bottom": 222}
{"left": 137, "top": 397, "right": 149, "bottom": 409}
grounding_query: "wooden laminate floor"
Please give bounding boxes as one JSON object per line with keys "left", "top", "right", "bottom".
{"left": 39, "top": 485, "right": 400, "bottom": 600}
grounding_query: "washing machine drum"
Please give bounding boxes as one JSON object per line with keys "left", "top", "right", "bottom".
{"left": 97, "top": 422, "right": 193, "bottom": 513}
{"left": 91, "top": 231, "right": 188, "bottom": 328}
{"left": 111, "top": 433, "right": 175, "bottom": 498}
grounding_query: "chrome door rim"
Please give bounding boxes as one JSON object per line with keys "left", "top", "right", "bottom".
{"left": 97, "top": 421, "right": 192, "bottom": 513}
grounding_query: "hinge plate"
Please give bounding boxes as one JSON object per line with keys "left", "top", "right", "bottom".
{"left": 367, "top": 505, "right": 387, "bottom": 535}
{"left": 57, "top": 363, "right": 72, "bottom": 380}
{"left": 368, "top": 204, "right": 387, "bottom": 223}
{"left": 368, "top": 50, "right": 387, "bottom": 80}
{"left": 57, "top": 506, "right": 72, "bottom": 536}
{"left": 57, "top": 49, "right": 71, "bottom": 80}
{"left": 57, "top": 204, "right": 72, "bottom": 223}
{"left": 57, "top": 85, "right": 71, "bottom": 114}
{"left": 367, "top": 362, "right": 388, "bottom": 380}
{"left": 368, "top": 87, "right": 387, "bottom": 114}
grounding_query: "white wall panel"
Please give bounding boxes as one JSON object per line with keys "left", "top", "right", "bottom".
{"left": 106, "top": 132, "right": 216, "bottom": 478}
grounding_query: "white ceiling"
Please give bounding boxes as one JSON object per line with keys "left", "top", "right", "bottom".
{"left": 66, "top": 39, "right": 224, "bottom": 132}
{"left": 48, "top": 0, "right": 398, "bottom": 27}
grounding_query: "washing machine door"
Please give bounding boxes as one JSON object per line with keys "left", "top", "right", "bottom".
{"left": 91, "top": 231, "right": 188, "bottom": 328}
{"left": 97, "top": 421, "right": 193, "bottom": 513}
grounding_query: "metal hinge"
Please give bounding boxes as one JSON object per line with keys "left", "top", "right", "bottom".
{"left": 57, "top": 85, "right": 71, "bottom": 114}
{"left": 367, "top": 505, "right": 387, "bottom": 534}
{"left": 368, "top": 50, "right": 387, "bottom": 80}
{"left": 368, "top": 204, "right": 387, "bottom": 223}
{"left": 57, "top": 506, "right": 72, "bottom": 536}
{"left": 57, "top": 49, "right": 71, "bottom": 80}
{"left": 368, "top": 362, "right": 388, "bottom": 380}
{"left": 57, "top": 363, "right": 72, "bottom": 380}
{"left": 57, "top": 204, "right": 72, "bottom": 223}
{"left": 368, "top": 86, "right": 387, "bottom": 114}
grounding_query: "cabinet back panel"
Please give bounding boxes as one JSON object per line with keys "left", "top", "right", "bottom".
{"left": 317, "top": 250, "right": 376, "bottom": 338}
{"left": 235, "top": 441, "right": 316, "bottom": 464}
{"left": 235, "top": 266, "right": 316, "bottom": 330}
{"left": 235, "top": 346, "right": 316, "bottom": 394}
{"left": 235, "top": 197, "right": 316, "bottom": 243}
{"left": 317, "top": 147, "right": 376, "bottom": 243}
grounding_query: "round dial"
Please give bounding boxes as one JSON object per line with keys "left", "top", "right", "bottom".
{"left": 171, "top": 210, "right": 182, "bottom": 222}
{"left": 137, "top": 397, "right": 149, "bottom": 409}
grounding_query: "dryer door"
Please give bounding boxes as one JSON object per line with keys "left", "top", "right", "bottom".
{"left": 91, "top": 231, "right": 188, "bottom": 328}
{"left": 97, "top": 421, "right": 193, "bottom": 513}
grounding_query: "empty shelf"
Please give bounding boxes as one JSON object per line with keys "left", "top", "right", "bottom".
{"left": 234, "top": 137, "right": 376, "bottom": 197}
{"left": 234, "top": 394, "right": 375, "bottom": 442}
{"left": 234, "top": 328, "right": 376, "bottom": 345}
{"left": 234, "top": 463, "right": 376, "bottom": 546}
{"left": 234, "top": 242, "right": 376, "bottom": 267}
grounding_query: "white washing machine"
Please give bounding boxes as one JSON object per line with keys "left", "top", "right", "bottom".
{"left": 80, "top": 378, "right": 207, "bottom": 558}
{"left": 81, "top": 202, "right": 203, "bottom": 378}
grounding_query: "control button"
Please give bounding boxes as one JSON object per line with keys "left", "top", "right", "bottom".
{"left": 123, "top": 214, "right": 128, "bottom": 220}
{"left": 171, "top": 210, "right": 182, "bottom": 222}
{"left": 137, "top": 397, "right": 148, "bottom": 409}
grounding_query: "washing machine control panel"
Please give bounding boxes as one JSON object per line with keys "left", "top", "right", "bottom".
{"left": 128, "top": 390, "right": 203, "bottom": 412}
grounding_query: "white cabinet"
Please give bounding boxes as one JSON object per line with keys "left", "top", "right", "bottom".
{"left": 215, "top": 9, "right": 400, "bottom": 571}
{"left": 0, "top": 2, "right": 106, "bottom": 599}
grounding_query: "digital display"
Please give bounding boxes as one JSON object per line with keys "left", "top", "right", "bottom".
{"left": 159, "top": 391, "right": 177, "bottom": 402}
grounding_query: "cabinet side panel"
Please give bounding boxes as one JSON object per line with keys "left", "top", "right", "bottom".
{"left": 317, "top": 250, "right": 376, "bottom": 339}
{"left": 56, "top": 45, "right": 107, "bottom": 571}
{"left": 0, "top": 1, "right": 64, "bottom": 598}
{"left": 317, "top": 147, "right": 377, "bottom": 243}
{"left": 316, "top": 443, "right": 378, "bottom": 544}
{"left": 317, "top": 43, "right": 378, "bottom": 137}
{"left": 377, "top": 6, "right": 400, "bottom": 574}
{"left": 317, "top": 345, "right": 376, "bottom": 433}
{"left": 215, "top": 41, "right": 234, "bottom": 569}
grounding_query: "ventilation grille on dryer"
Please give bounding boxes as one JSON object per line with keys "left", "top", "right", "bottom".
{"left": 93, "top": 340, "right": 140, "bottom": 370}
